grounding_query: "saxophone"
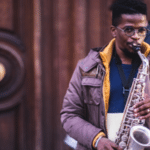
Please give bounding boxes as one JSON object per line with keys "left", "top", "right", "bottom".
{"left": 115, "top": 44, "right": 150, "bottom": 150}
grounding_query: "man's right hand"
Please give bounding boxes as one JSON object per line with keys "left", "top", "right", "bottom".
{"left": 97, "top": 137, "right": 123, "bottom": 150}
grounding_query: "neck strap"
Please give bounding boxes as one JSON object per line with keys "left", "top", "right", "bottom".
{"left": 114, "top": 50, "right": 141, "bottom": 103}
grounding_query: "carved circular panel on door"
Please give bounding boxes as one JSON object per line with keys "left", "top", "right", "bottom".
{"left": 0, "top": 31, "right": 25, "bottom": 110}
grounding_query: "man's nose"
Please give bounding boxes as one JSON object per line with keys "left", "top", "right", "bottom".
{"left": 131, "top": 30, "right": 140, "bottom": 39}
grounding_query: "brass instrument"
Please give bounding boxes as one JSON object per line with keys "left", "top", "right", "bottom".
{"left": 115, "top": 44, "right": 150, "bottom": 150}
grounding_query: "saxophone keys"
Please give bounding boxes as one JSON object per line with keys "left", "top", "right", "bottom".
{"left": 121, "top": 134, "right": 128, "bottom": 142}
{"left": 119, "top": 141, "right": 127, "bottom": 149}
{"left": 136, "top": 84, "right": 142, "bottom": 89}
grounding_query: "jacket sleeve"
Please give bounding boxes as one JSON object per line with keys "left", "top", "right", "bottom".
{"left": 60, "top": 61, "right": 103, "bottom": 149}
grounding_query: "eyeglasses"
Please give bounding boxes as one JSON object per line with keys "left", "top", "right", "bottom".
{"left": 117, "top": 26, "right": 150, "bottom": 37}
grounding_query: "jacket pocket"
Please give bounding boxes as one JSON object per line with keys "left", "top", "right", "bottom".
{"left": 81, "top": 77, "right": 102, "bottom": 105}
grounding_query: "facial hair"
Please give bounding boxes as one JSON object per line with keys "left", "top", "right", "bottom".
{"left": 121, "top": 47, "right": 139, "bottom": 59}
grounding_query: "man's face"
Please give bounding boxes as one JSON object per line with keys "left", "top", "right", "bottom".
{"left": 113, "top": 14, "right": 148, "bottom": 55}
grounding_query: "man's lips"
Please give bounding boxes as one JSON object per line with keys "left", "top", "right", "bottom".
{"left": 127, "top": 42, "right": 141, "bottom": 52}
{"left": 127, "top": 42, "right": 141, "bottom": 48}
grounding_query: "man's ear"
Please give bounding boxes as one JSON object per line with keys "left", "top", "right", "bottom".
{"left": 110, "top": 25, "right": 117, "bottom": 38}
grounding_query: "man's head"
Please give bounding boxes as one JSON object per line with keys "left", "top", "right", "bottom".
{"left": 110, "top": 0, "right": 147, "bottom": 27}
{"left": 110, "top": 0, "right": 148, "bottom": 59}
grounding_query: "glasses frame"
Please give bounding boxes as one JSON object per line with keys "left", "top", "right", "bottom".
{"left": 116, "top": 26, "right": 150, "bottom": 37}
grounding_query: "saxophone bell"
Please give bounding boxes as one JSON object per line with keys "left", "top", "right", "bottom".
{"left": 127, "top": 125, "right": 150, "bottom": 150}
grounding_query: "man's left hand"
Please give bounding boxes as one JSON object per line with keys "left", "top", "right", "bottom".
{"left": 133, "top": 94, "right": 150, "bottom": 120}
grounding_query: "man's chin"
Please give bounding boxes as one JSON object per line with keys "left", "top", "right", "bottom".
{"left": 122, "top": 48, "right": 138, "bottom": 58}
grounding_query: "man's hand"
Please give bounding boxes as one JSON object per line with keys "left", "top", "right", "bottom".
{"left": 97, "top": 137, "right": 123, "bottom": 150}
{"left": 133, "top": 94, "right": 150, "bottom": 120}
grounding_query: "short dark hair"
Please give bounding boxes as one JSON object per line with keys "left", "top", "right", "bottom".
{"left": 110, "top": 0, "right": 147, "bottom": 26}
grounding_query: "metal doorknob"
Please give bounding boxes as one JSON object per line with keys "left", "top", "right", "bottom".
{"left": 0, "top": 63, "right": 6, "bottom": 82}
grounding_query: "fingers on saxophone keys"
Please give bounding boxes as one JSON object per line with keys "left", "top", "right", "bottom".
{"left": 139, "top": 112, "right": 150, "bottom": 120}
{"left": 133, "top": 101, "right": 144, "bottom": 108}
{"left": 134, "top": 102, "right": 149, "bottom": 113}
{"left": 134, "top": 111, "right": 141, "bottom": 117}
{"left": 135, "top": 108, "right": 150, "bottom": 119}
{"left": 134, "top": 108, "right": 149, "bottom": 117}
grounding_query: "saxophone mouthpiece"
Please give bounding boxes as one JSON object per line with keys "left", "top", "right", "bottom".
{"left": 132, "top": 43, "right": 141, "bottom": 52}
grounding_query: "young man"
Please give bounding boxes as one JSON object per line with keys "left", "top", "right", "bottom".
{"left": 60, "top": 0, "right": 150, "bottom": 149}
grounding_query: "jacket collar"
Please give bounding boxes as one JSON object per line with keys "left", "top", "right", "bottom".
{"left": 99, "top": 39, "right": 115, "bottom": 68}
{"left": 99, "top": 39, "right": 150, "bottom": 66}
{"left": 79, "top": 38, "right": 150, "bottom": 72}
{"left": 142, "top": 41, "right": 150, "bottom": 57}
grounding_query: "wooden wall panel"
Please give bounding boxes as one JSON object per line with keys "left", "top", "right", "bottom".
{"left": 33, "top": 0, "right": 42, "bottom": 150}
{"left": 0, "top": 0, "right": 150, "bottom": 150}
{"left": 99, "top": 0, "right": 113, "bottom": 45}
{"left": 41, "top": 0, "right": 54, "bottom": 149}
{"left": 145, "top": 0, "right": 150, "bottom": 21}
{"left": 0, "top": 0, "right": 13, "bottom": 30}
{"left": 54, "top": 1, "right": 72, "bottom": 149}
{"left": 41, "top": 0, "right": 113, "bottom": 150}
{"left": 87, "top": 0, "right": 101, "bottom": 49}
{"left": 0, "top": 0, "right": 34, "bottom": 150}
{"left": 0, "top": 110, "right": 15, "bottom": 150}
{"left": 41, "top": 1, "right": 150, "bottom": 150}
{"left": 0, "top": 31, "right": 26, "bottom": 150}
{"left": 14, "top": 1, "right": 35, "bottom": 150}
{"left": 73, "top": 0, "right": 87, "bottom": 66}
{"left": 41, "top": 0, "right": 72, "bottom": 149}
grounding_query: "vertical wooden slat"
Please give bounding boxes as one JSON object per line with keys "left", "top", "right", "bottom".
{"left": 73, "top": 0, "right": 87, "bottom": 67}
{"left": 99, "top": 0, "right": 112, "bottom": 46}
{"left": 0, "top": 0, "right": 13, "bottom": 30}
{"left": 87, "top": 0, "right": 101, "bottom": 49}
{"left": 144, "top": 0, "right": 150, "bottom": 21}
{"left": 57, "top": 0, "right": 71, "bottom": 88}
{"left": 0, "top": 111, "right": 15, "bottom": 150}
{"left": 33, "top": 0, "right": 42, "bottom": 150}
{"left": 57, "top": 0, "right": 71, "bottom": 113}
{"left": 18, "top": 0, "right": 35, "bottom": 150}
{"left": 53, "top": 0, "right": 72, "bottom": 149}
{"left": 40, "top": 0, "right": 54, "bottom": 149}
{"left": 17, "top": 102, "right": 25, "bottom": 150}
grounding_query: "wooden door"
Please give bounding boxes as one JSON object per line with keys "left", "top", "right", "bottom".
{"left": 0, "top": 0, "right": 35, "bottom": 150}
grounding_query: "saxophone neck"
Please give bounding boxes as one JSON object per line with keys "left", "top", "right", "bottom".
{"left": 132, "top": 44, "right": 149, "bottom": 73}
{"left": 137, "top": 50, "right": 149, "bottom": 74}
